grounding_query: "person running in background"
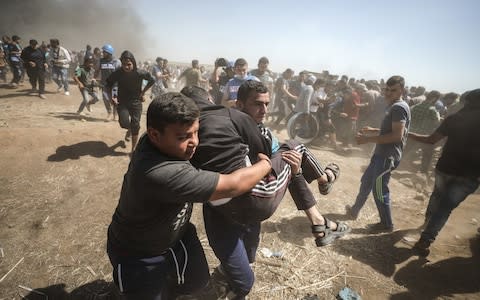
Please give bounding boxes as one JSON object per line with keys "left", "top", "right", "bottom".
{"left": 105, "top": 50, "right": 155, "bottom": 155}
{"left": 93, "top": 44, "right": 121, "bottom": 120}
{"left": 8, "top": 35, "right": 23, "bottom": 87}
{"left": 73, "top": 55, "right": 99, "bottom": 116}
{"left": 20, "top": 39, "right": 47, "bottom": 99}
{"left": 49, "top": 38, "right": 72, "bottom": 95}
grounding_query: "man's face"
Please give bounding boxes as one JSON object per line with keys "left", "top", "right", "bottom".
{"left": 151, "top": 120, "right": 199, "bottom": 160}
{"left": 238, "top": 92, "right": 270, "bottom": 124}
{"left": 122, "top": 59, "right": 134, "bottom": 72}
{"left": 384, "top": 83, "right": 403, "bottom": 103}
{"left": 234, "top": 64, "right": 248, "bottom": 76}
{"left": 258, "top": 62, "right": 268, "bottom": 72}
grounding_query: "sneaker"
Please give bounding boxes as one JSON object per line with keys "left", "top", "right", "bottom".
{"left": 86, "top": 102, "right": 92, "bottom": 112}
{"left": 345, "top": 205, "right": 359, "bottom": 220}
{"left": 64, "top": 91, "right": 70, "bottom": 96}
{"left": 57, "top": 85, "right": 63, "bottom": 92}
{"left": 413, "top": 239, "right": 431, "bottom": 257}
{"left": 39, "top": 94, "right": 47, "bottom": 99}
{"left": 367, "top": 222, "right": 394, "bottom": 233}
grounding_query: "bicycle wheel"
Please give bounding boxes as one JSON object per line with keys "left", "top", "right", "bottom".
{"left": 286, "top": 112, "right": 319, "bottom": 144}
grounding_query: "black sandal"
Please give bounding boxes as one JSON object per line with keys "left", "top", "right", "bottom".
{"left": 318, "top": 163, "right": 340, "bottom": 195}
{"left": 312, "top": 218, "right": 350, "bottom": 247}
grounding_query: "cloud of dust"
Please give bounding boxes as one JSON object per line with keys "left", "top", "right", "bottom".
{"left": 0, "top": 0, "right": 151, "bottom": 59}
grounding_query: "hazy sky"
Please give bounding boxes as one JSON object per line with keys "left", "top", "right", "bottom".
{"left": 136, "top": 0, "right": 479, "bottom": 93}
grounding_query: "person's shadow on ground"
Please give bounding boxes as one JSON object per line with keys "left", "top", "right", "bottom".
{"left": 22, "top": 280, "right": 119, "bottom": 300}
{"left": 49, "top": 112, "right": 111, "bottom": 123}
{"left": 47, "top": 140, "right": 127, "bottom": 161}
{"left": 391, "top": 236, "right": 480, "bottom": 300}
{"left": 331, "top": 228, "right": 417, "bottom": 277}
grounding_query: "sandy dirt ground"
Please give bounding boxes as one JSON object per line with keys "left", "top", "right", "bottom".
{"left": 0, "top": 80, "right": 479, "bottom": 300}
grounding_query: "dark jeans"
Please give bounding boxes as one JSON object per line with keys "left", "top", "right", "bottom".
{"left": 107, "top": 223, "right": 210, "bottom": 300}
{"left": 421, "top": 170, "right": 479, "bottom": 243}
{"left": 26, "top": 67, "right": 46, "bottom": 94}
{"left": 118, "top": 101, "right": 142, "bottom": 135}
{"left": 351, "top": 154, "right": 399, "bottom": 228}
{"left": 203, "top": 204, "right": 259, "bottom": 299}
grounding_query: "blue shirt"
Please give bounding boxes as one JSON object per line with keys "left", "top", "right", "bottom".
{"left": 224, "top": 75, "right": 259, "bottom": 100}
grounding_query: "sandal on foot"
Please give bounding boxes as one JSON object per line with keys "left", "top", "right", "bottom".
{"left": 318, "top": 163, "right": 340, "bottom": 195}
{"left": 312, "top": 218, "right": 350, "bottom": 247}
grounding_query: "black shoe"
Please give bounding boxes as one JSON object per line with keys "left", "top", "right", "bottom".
{"left": 345, "top": 205, "right": 359, "bottom": 220}
{"left": 413, "top": 239, "right": 431, "bottom": 257}
{"left": 367, "top": 222, "right": 394, "bottom": 233}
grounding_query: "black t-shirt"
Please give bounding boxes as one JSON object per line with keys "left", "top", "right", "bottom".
{"left": 20, "top": 46, "right": 46, "bottom": 69}
{"left": 190, "top": 104, "right": 273, "bottom": 223}
{"left": 191, "top": 106, "right": 270, "bottom": 173}
{"left": 435, "top": 108, "right": 480, "bottom": 178}
{"left": 105, "top": 69, "right": 155, "bottom": 104}
{"left": 108, "top": 135, "right": 219, "bottom": 257}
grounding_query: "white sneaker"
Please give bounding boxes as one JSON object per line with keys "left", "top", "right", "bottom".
{"left": 39, "top": 94, "right": 47, "bottom": 99}
{"left": 64, "top": 91, "right": 70, "bottom": 96}
{"left": 57, "top": 85, "right": 63, "bottom": 92}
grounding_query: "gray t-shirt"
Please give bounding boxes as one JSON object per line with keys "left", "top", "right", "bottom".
{"left": 108, "top": 134, "right": 219, "bottom": 257}
{"left": 374, "top": 100, "right": 411, "bottom": 161}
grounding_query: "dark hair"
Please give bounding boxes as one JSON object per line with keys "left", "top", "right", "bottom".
{"left": 192, "top": 59, "right": 199, "bottom": 67}
{"left": 258, "top": 56, "right": 269, "bottom": 64}
{"left": 120, "top": 50, "right": 137, "bottom": 71}
{"left": 237, "top": 80, "right": 268, "bottom": 103}
{"left": 12, "top": 35, "right": 20, "bottom": 41}
{"left": 50, "top": 38, "right": 59, "bottom": 45}
{"left": 234, "top": 58, "right": 248, "bottom": 68}
{"left": 426, "top": 90, "right": 441, "bottom": 100}
{"left": 147, "top": 92, "right": 199, "bottom": 132}
{"left": 386, "top": 75, "right": 405, "bottom": 89}
{"left": 29, "top": 39, "right": 38, "bottom": 46}
{"left": 180, "top": 85, "right": 212, "bottom": 109}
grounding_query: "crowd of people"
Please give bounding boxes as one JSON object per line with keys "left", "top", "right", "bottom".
{"left": 1, "top": 34, "right": 479, "bottom": 300}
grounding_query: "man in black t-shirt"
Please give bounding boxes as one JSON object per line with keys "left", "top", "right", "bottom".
{"left": 409, "top": 89, "right": 480, "bottom": 257}
{"left": 106, "top": 92, "right": 272, "bottom": 299}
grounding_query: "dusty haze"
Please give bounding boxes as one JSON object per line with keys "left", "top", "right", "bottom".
{"left": 0, "top": 0, "right": 150, "bottom": 58}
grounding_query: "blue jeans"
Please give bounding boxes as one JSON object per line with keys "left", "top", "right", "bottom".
{"left": 77, "top": 88, "right": 99, "bottom": 113}
{"left": 52, "top": 66, "right": 69, "bottom": 91}
{"left": 351, "top": 154, "right": 399, "bottom": 228}
{"left": 203, "top": 204, "right": 260, "bottom": 299}
{"left": 421, "top": 170, "right": 479, "bottom": 243}
{"left": 107, "top": 223, "right": 210, "bottom": 300}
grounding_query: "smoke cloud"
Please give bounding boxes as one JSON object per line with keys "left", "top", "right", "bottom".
{"left": 0, "top": 0, "right": 150, "bottom": 59}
